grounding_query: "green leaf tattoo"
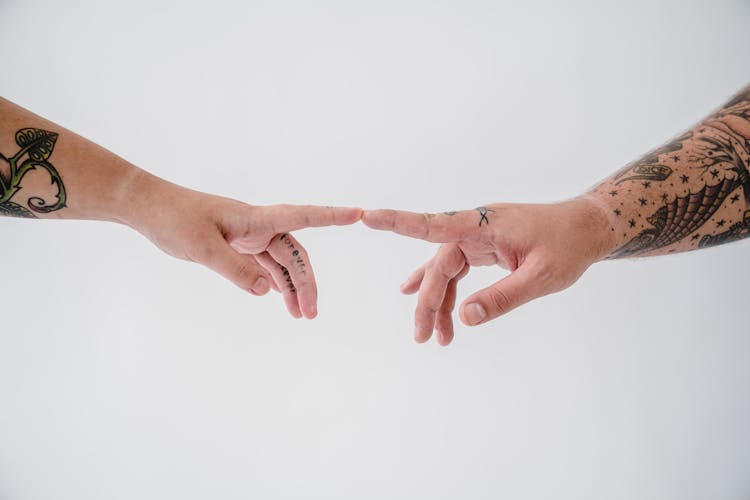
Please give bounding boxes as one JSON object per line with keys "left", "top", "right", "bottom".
{"left": 0, "top": 127, "right": 67, "bottom": 217}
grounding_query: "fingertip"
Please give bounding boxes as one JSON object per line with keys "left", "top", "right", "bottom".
{"left": 437, "top": 332, "right": 453, "bottom": 347}
{"left": 459, "top": 301, "right": 487, "bottom": 326}
{"left": 414, "top": 324, "right": 432, "bottom": 343}
{"left": 361, "top": 209, "right": 391, "bottom": 230}
{"left": 332, "top": 206, "right": 363, "bottom": 225}
{"left": 249, "top": 277, "right": 270, "bottom": 296}
{"left": 303, "top": 303, "right": 318, "bottom": 319}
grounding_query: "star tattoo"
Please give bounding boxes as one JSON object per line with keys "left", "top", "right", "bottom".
{"left": 730, "top": 194, "right": 740, "bottom": 204}
{"left": 638, "top": 198, "right": 648, "bottom": 206}
{"left": 680, "top": 174, "right": 689, "bottom": 183}
{"left": 614, "top": 208, "right": 621, "bottom": 216}
{"left": 628, "top": 219, "right": 636, "bottom": 228}
{"left": 717, "top": 219, "right": 726, "bottom": 227}
{"left": 609, "top": 190, "right": 618, "bottom": 197}
{"left": 642, "top": 181, "right": 651, "bottom": 188}
{"left": 710, "top": 169, "right": 719, "bottom": 179}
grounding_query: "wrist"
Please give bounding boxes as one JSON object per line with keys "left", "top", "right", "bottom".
{"left": 112, "top": 167, "right": 168, "bottom": 231}
{"left": 567, "top": 194, "right": 618, "bottom": 262}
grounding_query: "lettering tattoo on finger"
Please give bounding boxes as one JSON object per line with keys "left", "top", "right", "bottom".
{"left": 278, "top": 233, "right": 306, "bottom": 275}
{"left": 476, "top": 206, "right": 494, "bottom": 226}
{"left": 279, "top": 264, "right": 296, "bottom": 293}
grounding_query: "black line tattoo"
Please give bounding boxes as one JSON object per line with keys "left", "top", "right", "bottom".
{"left": 608, "top": 86, "right": 750, "bottom": 257}
{"left": 279, "top": 264, "right": 296, "bottom": 293}
{"left": 613, "top": 131, "right": 686, "bottom": 185}
{"left": 476, "top": 206, "right": 494, "bottom": 226}
{"left": 279, "top": 233, "right": 306, "bottom": 275}
{"left": 0, "top": 128, "right": 67, "bottom": 217}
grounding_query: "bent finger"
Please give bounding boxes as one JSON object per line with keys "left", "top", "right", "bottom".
{"left": 414, "top": 244, "right": 467, "bottom": 343}
{"left": 267, "top": 232, "right": 318, "bottom": 319}
{"left": 400, "top": 265, "right": 426, "bottom": 295}
{"left": 255, "top": 252, "right": 303, "bottom": 318}
{"left": 435, "top": 263, "right": 469, "bottom": 346}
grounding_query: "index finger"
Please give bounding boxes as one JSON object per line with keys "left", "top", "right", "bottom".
{"left": 361, "top": 209, "right": 477, "bottom": 243}
{"left": 266, "top": 205, "right": 362, "bottom": 233}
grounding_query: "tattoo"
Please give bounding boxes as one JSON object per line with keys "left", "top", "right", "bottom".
{"left": 279, "top": 264, "right": 296, "bottom": 293}
{"left": 700, "top": 212, "right": 750, "bottom": 248}
{"left": 607, "top": 86, "right": 750, "bottom": 258}
{"left": 278, "top": 233, "right": 306, "bottom": 275}
{"left": 443, "top": 211, "right": 458, "bottom": 216}
{"left": 0, "top": 128, "right": 67, "bottom": 217}
{"left": 613, "top": 132, "right": 686, "bottom": 185}
{"left": 476, "top": 206, "right": 494, "bottom": 226}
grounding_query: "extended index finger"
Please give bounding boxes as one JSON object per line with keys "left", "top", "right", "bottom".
{"left": 266, "top": 205, "right": 362, "bottom": 233}
{"left": 362, "top": 209, "right": 476, "bottom": 243}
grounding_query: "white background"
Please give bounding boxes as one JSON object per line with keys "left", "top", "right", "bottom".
{"left": 1, "top": 1, "right": 750, "bottom": 499}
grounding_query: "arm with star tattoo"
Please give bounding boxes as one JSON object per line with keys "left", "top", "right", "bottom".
{"left": 0, "top": 97, "right": 361, "bottom": 318}
{"left": 362, "top": 84, "right": 750, "bottom": 344}
{"left": 591, "top": 85, "right": 750, "bottom": 257}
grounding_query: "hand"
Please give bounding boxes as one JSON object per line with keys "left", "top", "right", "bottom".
{"left": 124, "top": 174, "right": 362, "bottom": 319}
{"left": 362, "top": 198, "right": 615, "bottom": 345}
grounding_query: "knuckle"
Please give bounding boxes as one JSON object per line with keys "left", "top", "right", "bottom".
{"left": 235, "top": 259, "right": 258, "bottom": 282}
{"left": 488, "top": 287, "right": 512, "bottom": 315}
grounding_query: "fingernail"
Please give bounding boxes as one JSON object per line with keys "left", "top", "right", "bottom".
{"left": 465, "top": 303, "right": 486, "bottom": 325}
{"left": 251, "top": 277, "right": 269, "bottom": 295}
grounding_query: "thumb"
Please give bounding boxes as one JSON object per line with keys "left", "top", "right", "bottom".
{"left": 199, "top": 241, "right": 271, "bottom": 296}
{"left": 459, "top": 260, "right": 548, "bottom": 325}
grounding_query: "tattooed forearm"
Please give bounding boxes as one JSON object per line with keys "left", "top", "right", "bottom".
{"left": 0, "top": 128, "right": 67, "bottom": 217}
{"left": 591, "top": 85, "right": 750, "bottom": 258}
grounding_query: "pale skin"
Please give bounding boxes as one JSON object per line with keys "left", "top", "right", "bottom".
{"left": 363, "top": 83, "right": 750, "bottom": 345}
{"left": 0, "top": 97, "right": 362, "bottom": 319}
{"left": 4, "top": 85, "right": 750, "bottom": 340}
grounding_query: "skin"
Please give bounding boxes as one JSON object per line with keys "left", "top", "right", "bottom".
{"left": 363, "top": 83, "right": 750, "bottom": 345}
{"left": 0, "top": 97, "right": 362, "bottom": 319}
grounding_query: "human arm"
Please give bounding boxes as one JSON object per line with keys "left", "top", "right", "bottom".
{"left": 362, "top": 84, "right": 750, "bottom": 344}
{"left": 0, "top": 97, "right": 361, "bottom": 318}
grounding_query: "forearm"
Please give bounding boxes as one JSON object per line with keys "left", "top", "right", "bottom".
{"left": 0, "top": 97, "right": 148, "bottom": 223}
{"left": 583, "top": 84, "right": 750, "bottom": 258}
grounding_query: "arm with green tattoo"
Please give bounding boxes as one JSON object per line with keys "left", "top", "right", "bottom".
{"left": 362, "top": 84, "right": 750, "bottom": 345}
{"left": 0, "top": 97, "right": 361, "bottom": 318}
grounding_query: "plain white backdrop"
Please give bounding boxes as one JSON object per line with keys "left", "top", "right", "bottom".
{"left": 1, "top": 1, "right": 749, "bottom": 499}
